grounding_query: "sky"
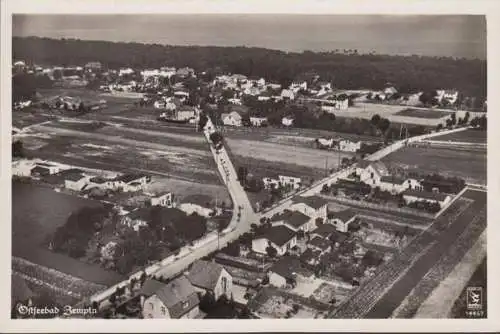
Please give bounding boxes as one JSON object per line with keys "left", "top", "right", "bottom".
{"left": 12, "top": 14, "right": 487, "bottom": 59}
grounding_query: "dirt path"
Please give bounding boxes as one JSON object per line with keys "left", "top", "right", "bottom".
{"left": 413, "top": 230, "right": 486, "bottom": 318}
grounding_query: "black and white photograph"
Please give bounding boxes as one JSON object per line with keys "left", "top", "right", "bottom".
{"left": 1, "top": 0, "right": 498, "bottom": 332}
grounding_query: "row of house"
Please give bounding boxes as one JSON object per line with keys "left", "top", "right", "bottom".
{"left": 140, "top": 259, "right": 233, "bottom": 319}
{"left": 262, "top": 175, "right": 302, "bottom": 191}
{"left": 353, "top": 160, "right": 452, "bottom": 207}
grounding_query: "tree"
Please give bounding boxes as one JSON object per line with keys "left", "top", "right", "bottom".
{"left": 315, "top": 217, "right": 324, "bottom": 226}
{"left": 12, "top": 140, "right": 24, "bottom": 158}
{"left": 436, "top": 124, "right": 443, "bottom": 131}
{"left": 209, "top": 132, "right": 223, "bottom": 145}
{"left": 198, "top": 113, "right": 208, "bottom": 131}
{"left": 371, "top": 114, "right": 381, "bottom": 127}
{"left": 378, "top": 118, "right": 391, "bottom": 134}
{"left": 266, "top": 245, "right": 277, "bottom": 257}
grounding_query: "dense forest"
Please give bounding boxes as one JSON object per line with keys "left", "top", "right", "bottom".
{"left": 13, "top": 37, "right": 486, "bottom": 98}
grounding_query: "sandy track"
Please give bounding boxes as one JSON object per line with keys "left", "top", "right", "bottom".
{"left": 34, "top": 124, "right": 212, "bottom": 158}
{"left": 226, "top": 138, "right": 353, "bottom": 170}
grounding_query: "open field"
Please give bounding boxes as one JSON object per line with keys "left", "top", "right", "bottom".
{"left": 26, "top": 123, "right": 221, "bottom": 185}
{"left": 430, "top": 129, "right": 487, "bottom": 143}
{"left": 226, "top": 138, "right": 352, "bottom": 177}
{"left": 12, "top": 182, "right": 125, "bottom": 286}
{"left": 381, "top": 146, "right": 486, "bottom": 185}
{"left": 395, "top": 108, "right": 453, "bottom": 119}
{"left": 334, "top": 103, "right": 449, "bottom": 126}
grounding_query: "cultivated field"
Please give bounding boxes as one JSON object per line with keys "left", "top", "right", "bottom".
{"left": 431, "top": 129, "right": 487, "bottom": 143}
{"left": 395, "top": 108, "right": 453, "bottom": 119}
{"left": 381, "top": 146, "right": 486, "bottom": 185}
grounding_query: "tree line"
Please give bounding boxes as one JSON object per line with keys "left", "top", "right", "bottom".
{"left": 13, "top": 36, "right": 486, "bottom": 98}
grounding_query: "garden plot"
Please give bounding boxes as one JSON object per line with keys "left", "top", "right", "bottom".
{"left": 312, "top": 282, "right": 353, "bottom": 305}
{"left": 360, "top": 227, "right": 409, "bottom": 249}
{"left": 253, "top": 294, "right": 320, "bottom": 319}
{"left": 146, "top": 178, "right": 231, "bottom": 204}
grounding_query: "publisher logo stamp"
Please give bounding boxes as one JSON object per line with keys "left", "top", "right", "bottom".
{"left": 466, "top": 287, "right": 483, "bottom": 311}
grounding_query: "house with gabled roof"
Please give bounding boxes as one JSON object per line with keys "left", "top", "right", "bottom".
{"left": 310, "top": 223, "right": 337, "bottom": 240}
{"left": 268, "top": 256, "right": 314, "bottom": 288}
{"left": 252, "top": 225, "right": 297, "bottom": 256}
{"left": 186, "top": 260, "right": 233, "bottom": 301}
{"left": 114, "top": 173, "right": 151, "bottom": 192}
{"left": 270, "top": 210, "right": 315, "bottom": 232}
{"left": 64, "top": 171, "right": 89, "bottom": 191}
{"left": 378, "top": 176, "right": 423, "bottom": 194}
{"left": 327, "top": 208, "right": 358, "bottom": 233}
{"left": 140, "top": 276, "right": 201, "bottom": 319}
{"left": 221, "top": 111, "right": 242, "bottom": 127}
{"left": 289, "top": 195, "right": 328, "bottom": 220}
{"left": 402, "top": 189, "right": 452, "bottom": 207}
{"left": 356, "top": 160, "right": 390, "bottom": 187}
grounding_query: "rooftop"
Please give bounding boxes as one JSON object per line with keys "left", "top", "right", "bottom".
{"left": 140, "top": 276, "right": 199, "bottom": 319}
{"left": 186, "top": 260, "right": 225, "bottom": 291}
{"left": 311, "top": 224, "right": 337, "bottom": 239}
{"left": 291, "top": 195, "right": 328, "bottom": 209}
{"left": 403, "top": 190, "right": 450, "bottom": 202}
{"left": 114, "top": 173, "right": 148, "bottom": 183}
{"left": 308, "top": 237, "right": 331, "bottom": 251}
{"left": 269, "top": 256, "right": 313, "bottom": 280}
{"left": 271, "top": 210, "right": 310, "bottom": 228}
{"left": 255, "top": 225, "right": 296, "bottom": 247}
{"left": 380, "top": 175, "right": 407, "bottom": 185}
{"left": 329, "top": 209, "right": 357, "bottom": 222}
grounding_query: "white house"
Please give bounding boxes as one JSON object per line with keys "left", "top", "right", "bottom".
{"left": 114, "top": 174, "right": 151, "bottom": 192}
{"left": 328, "top": 209, "right": 358, "bottom": 233}
{"left": 262, "top": 177, "right": 280, "bottom": 190}
{"left": 122, "top": 209, "right": 150, "bottom": 232}
{"left": 402, "top": 190, "right": 452, "bottom": 208}
{"left": 221, "top": 111, "right": 243, "bottom": 127}
{"left": 356, "top": 160, "right": 390, "bottom": 187}
{"left": 34, "top": 162, "right": 60, "bottom": 175}
{"left": 178, "top": 203, "right": 212, "bottom": 218}
{"left": 257, "top": 96, "right": 271, "bottom": 102}
{"left": 150, "top": 192, "right": 174, "bottom": 208}
{"left": 119, "top": 68, "right": 135, "bottom": 76}
{"left": 378, "top": 176, "right": 423, "bottom": 194}
{"left": 268, "top": 256, "right": 314, "bottom": 288}
{"left": 338, "top": 139, "right": 362, "bottom": 153}
{"left": 289, "top": 81, "right": 307, "bottom": 93}
{"left": 282, "top": 116, "right": 294, "bottom": 127}
{"left": 88, "top": 176, "right": 121, "bottom": 191}
{"left": 289, "top": 195, "right": 329, "bottom": 221}
{"left": 267, "top": 83, "right": 282, "bottom": 90}
{"left": 252, "top": 225, "right": 297, "bottom": 256}
{"left": 280, "top": 89, "right": 295, "bottom": 100}
{"left": 278, "top": 175, "right": 302, "bottom": 190}
{"left": 435, "top": 90, "right": 459, "bottom": 105}
{"left": 64, "top": 173, "right": 88, "bottom": 191}
{"left": 186, "top": 260, "right": 233, "bottom": 301}
{"left": 250, "top": 117, "right": 268, "bottom": 127}
{"left": 228, "top": 98, "right": 242, "bottom": 105}
{"left": 140, "top": 276, "right": 200, "bottom": 319}
{"left": 270, "top": 210, "right": 315, "bottom": 233}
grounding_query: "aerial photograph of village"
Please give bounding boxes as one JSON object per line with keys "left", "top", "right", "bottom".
{"left": 10, "top": 14, "right": 487, "bottom": 320}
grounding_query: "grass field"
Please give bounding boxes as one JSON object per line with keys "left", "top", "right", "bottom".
{"left": 431, "top": 129, "right": 487, "bottom": 143}
{"left": 381, "top": 146, "right": 486, "bottom": 185}
{"left": 395, "top": 108, "right": 453, "bottom": 119}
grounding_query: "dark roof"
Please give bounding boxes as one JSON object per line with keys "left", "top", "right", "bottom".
{"left": 90, "top": 176, "right": 108, "bottom": 184}
{"left": 403, "top": 190, "right": 450, "bottom": 202}
{"left": 114, "top": 173, "right": 147, "bottom": 183}
{"left": 311, "top": 224, "right": 337, "bottom": 239}
{"left": 65, "top": 172, "right": 85, "bottom": 182}
{"left": 255, "top": 225, "right": 296, "bottom": 247}
{"left": 140, "top": 276, "right": 199, "bottom": 319}
{"left": 329, "top": 209, "right": 357, "bottom": 222}
{"left": 308, "top": 237, "right": 331, "bottom": 251}
{"left": 292, "top": 195, "right": 328, "bottom": 209}
{"left": 269, "top": 256, "right": 313, "bottom": 280}
{"left": 271, "top": 210, "right": 310, "bottom": 228}
{"left": 57, "top": 168, "right": 84, "bottom": 177}
{"left": 380, "top": 175, "right": 407, "bottom": 185}
{"left": 186, "top": 260, "right": 226, "bottom": 291}
{"left": 31, "top": 166, "right": 49, "bottom": 173}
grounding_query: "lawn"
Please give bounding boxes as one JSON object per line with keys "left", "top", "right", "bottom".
{"left": 381, "top": 146, "right": 486, "bottom": 185}
{"left": 431, "top": 129, "right": 487, "bottom": 143}
{"left": 395, "top": 108, "right": 453, "bottom": 119}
